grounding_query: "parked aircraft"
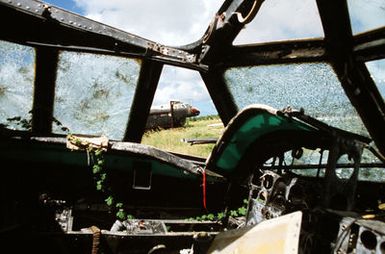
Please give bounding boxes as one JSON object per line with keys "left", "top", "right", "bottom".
{"left": 145, "top": 101, "right": 200, "bottom": 130}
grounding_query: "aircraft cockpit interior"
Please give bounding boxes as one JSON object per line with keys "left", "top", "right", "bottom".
{"left": 0, "top": 0, "right": 384, "bottom": 253}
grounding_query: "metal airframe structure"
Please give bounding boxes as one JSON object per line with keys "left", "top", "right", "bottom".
{"left": 1, "top": 0, "right": 385, "bottom": 253}
{"left": 1, "top": 0, "right": 384, "bottom": 151}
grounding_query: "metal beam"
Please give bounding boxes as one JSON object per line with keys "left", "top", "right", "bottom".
{"left": 198, "top": 0, "right": 264, "bottom": 65}
{"left": 316, "top": 0, "right": 385, "bottom": 155}
{"left": 200, "top": 69, "right": 238, "bottom": 125}
{"left": 124, "top": 60, "right": 163, "bottom": 142}
{"left": 223, "top": 39, "right": 326, "bottom": 67}
{"left": 354, "top": 27, "right": 385, "bottom": 62}
{"left": 0, "top": 2, "right": 144, "bottom": 55}
{"left": 32, "top": 47, "right": 58, "bottom": 134}
{"left": 0, "top": 0, "right": 199, "bottom": 67}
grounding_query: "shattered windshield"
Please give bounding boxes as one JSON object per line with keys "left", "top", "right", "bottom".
{"left": 224, "top": 62, "right": 369, "bottom": 137}
{"left": 53, "top": 51, "right": 141, "bottom": 140}
{"left": 0, "top": 40, "right": 35, "bottom": 131}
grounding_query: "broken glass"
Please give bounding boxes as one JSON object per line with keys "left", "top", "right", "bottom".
{"left": 0, "top": 40, "right": 35, "bottom": 131}
{"left": 348, "top": 0, "right": 385, "bottom": 34}
{"left": 359, "top": 167, "right": 385, "bottom": 182}
{"left": 224, "top": 62, "right": 369, "bottom": 137}
{"left": 359, "top": 145, "right": 385, "bottom": 182}
{"left": 289, "top": 147, "right": 385, "bottom": 181}
{"left": 283, "top": 149, "right": 327, "bottom": 178}
{"left": 234, "top": 0, "right": 323, "bottom": 45}
{"left": 366, "top": 59, "right": 385, "bottom": 100}
{"left": 53, "top": 51, "right": 141, "bottom": 140}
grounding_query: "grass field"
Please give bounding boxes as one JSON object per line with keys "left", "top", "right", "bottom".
{"left": 141, "top": 116, "right": 224, "bottom": 158}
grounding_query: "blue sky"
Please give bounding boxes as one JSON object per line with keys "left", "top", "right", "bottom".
{"left": 44, "top": 0, "right": 82, "bottom": 14}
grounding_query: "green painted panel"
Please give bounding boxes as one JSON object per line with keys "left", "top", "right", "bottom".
{"left": 216, "top": 112, "right": 314, "bottom": 172}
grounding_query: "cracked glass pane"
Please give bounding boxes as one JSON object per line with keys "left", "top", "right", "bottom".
{"left": 348, "top": 0, "right": 385, "bottom": 34}
{"left": 224, "top": 62, "right": 369, "bottom": 137}
{"left": 53, "top": 51, "right": 141, "bottom": 140}
{"left": 234, "top": 0, "right": 323, "bottom": 45}
{"left": 0, "top": 40, "right": 35, "bottom": 131}
{"left": 366, "top": 59, "right": 385, "bottom": 100}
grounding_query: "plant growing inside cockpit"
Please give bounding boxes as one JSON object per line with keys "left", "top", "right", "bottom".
{"left": 67, "top": 135, "right": 133, "bottom": 221}
{"left": 191, "top": 199, "right": 249, "bottom": 224}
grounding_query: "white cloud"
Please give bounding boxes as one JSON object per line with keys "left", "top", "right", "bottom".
{"left": 153, "top": 66, "right": 209, "bottom": 106}
{"left": 234, "top": 0, "right": 324, "bottom": 44}
{"left": 70, "top": 0, "right": 331, "bottom": 115}
{"left": 74, "top": 0, "right": 222, "bottom": 46}
{"left": 347, "top": 0, "right": 385, "bottom": 34}
{"left": 366, "top": 59, "right": 385, "bottom": 86}
{"left": 72, "top": 0, "right": 222, "bottom": 115}
{"left": 67, "top": 0, "right": 222, "bottom": 115}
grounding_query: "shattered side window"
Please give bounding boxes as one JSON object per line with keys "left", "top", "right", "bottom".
{"left": 224, "top": 62, "right": 369, "bottom": 137}
{"left": 234, "top": 0, "right": 323, "bottom": 45}
{"left": 0, "top": 40, "right": 35, "bottom": 131}
{"left": 53, "top": 52, "right": 141, "bottom": 140}
{"left": 285, "top": 148, "right": 328, "bottom": 177}
{"left": 359, "top": 145, "right": 385, "bottom": 182}
{"left": 288, "top": 147, "right": 385, "bottom": 182}
{"left": 366, "top": 59, "right": 385, "bottom": 100}
{"left": 348, "top": 0, "right": 385, "bottom": 35}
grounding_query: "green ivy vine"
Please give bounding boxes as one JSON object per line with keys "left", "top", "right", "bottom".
{"left": 3, "top": 112, "right": 131, "bottom": 221}
{"left": 67, "top": 134, "right": 133, "bottom": 221}
{"left": 189, "top": 199, "right": 249, "bottom": 222}
{"left": 91, "top": 148, "right": 133, "bottom": 221}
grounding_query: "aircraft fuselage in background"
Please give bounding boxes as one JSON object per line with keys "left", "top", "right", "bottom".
{"left": 145, "top": 101, "right": 200, "bottom": 130}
